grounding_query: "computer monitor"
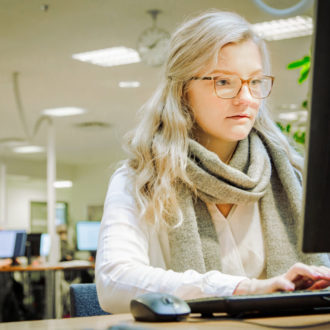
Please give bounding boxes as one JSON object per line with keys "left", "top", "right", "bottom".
{"left": 302, "top": 0, "right": 330, "bottom": 253}
{"left": 13, "top": 231, "right": 27, "bottom": 258}
{"left": 76, "top": 221, "right": 100, "bottom": 252}
{"left": 0, "top": 230, "right": 17, "bottom": 258}
{"left": 25, "top": 233, "right": 50, "bottom": 257}
{"left": 40, "top": 233, "right": 50, "bottom": 257}
{"left": 25, "top": 233, "right": 42, "bottom": 257}
{"left": 0, "top": 230, "right": 27, "bottom": 264}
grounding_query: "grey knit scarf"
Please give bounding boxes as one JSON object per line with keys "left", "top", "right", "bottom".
{"left": 168, "top": 129, "right": 329, "bottom": 278}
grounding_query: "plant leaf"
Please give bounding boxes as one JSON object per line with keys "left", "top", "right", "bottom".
{"left": 293, "top": 131, "right": 305, "bottom": 144}
{"left": 287, "top": 56, "right": 310, "bottom": 69}
{"left": 298, "top": 64, "right": 310, "bottom": 84}
{"left": 276, "top": 122, "right": 284, "bottom": 131}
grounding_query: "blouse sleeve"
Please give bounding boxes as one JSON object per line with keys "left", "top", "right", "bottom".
{"left": 95, "top": 165, "right": 248, "bottom": 313}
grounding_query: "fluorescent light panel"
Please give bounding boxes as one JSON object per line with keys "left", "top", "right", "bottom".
{"left": 41, "top": 107, "right": 86, "bottom": 117}
{"left": 119, "top": 81, "right": 140, "bottom": 88}
{"left": 72, "top": 47, "right": 141, "bottom": 67}
{"left": 54, "top": 180, "right": 73, "bottom": 189}
{"left": 12, "top": 145, "right": 45, "bottom": 154}
{"left": 252, "top": 16, "right": 313, "bottom": 41}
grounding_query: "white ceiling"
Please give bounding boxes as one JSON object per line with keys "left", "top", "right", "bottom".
{"left": 0, "top": 0, "right": 314, "bottom": 167}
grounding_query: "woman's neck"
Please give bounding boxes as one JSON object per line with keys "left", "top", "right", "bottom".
{"left": 195, "top": 135, "right": 238, "bottom": 164}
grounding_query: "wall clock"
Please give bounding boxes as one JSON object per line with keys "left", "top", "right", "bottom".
{"left": 137, "top": 10, "right": 170, "bottom": 67}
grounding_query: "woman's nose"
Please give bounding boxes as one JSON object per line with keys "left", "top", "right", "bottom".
{"left": 234, "top": 83, "right": 254, "bottom": 105}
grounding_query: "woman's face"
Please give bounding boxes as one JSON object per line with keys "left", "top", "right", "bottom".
{"left": 187, "top": 39, "right": 263, "bottom": 147}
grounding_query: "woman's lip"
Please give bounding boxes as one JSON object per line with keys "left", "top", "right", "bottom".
{"left": 227, "top": 114, "right": 250, "bottom": 119}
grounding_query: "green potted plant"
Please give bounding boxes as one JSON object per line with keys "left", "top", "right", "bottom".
{"left": 276, "top": 53, "right": 311, "bottom": 149}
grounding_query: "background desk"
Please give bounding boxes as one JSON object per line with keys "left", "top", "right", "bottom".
{"left": 0, "top": 313, "right": 330, "bottom": 330}
{"left": 0, "top": 262, "right": 94, "bottom": 319}
{"left": 0, "top": 263, "right": 94, "bottom": 272}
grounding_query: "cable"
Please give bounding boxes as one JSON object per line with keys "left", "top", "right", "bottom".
{"left": 12, "top": 72, "right": 31, "bottom": 141}
{"left": 240, "top": 318, "right": 330, "bottom": 329}
{"left": 190, "top": 314, "right": 330, "bottom": 329}
{"left": 33, "top": 116, "right": 52, "bottom": 138}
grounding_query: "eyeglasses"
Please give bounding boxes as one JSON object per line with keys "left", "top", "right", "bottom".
{"left": 190, "top": 74, "right": 274, "bottom": 99}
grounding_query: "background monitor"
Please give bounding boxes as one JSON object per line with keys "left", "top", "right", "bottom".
{"left": 0, "top": 231, "right": 17, "bottom": 258}
{"left": 0, "top": 230, "right": 27, "bottom": 259}
{"left": 13, "top": 231, "right": 27, "bottom": 257}
{"left": 302, "top": 0, "right": 330, "bottom": 253}
{"left": 40, "top": 233, "right": 50, "bottom": 257}
{"left": 25, "top": 233, "right": 42, "bottom": 257}
{"left": 25, "top": 233, "right": 50, "bottom": 258}
{"left": 76, "top": 221, "right": 100, "bottom": 252}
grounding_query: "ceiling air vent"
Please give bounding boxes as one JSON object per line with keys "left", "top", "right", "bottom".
{"left": 74, "top": 121, "right": 112, "bottom": 131}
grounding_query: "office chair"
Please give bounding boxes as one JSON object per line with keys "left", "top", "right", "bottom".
{"left": 69, "top": 283, "right": 110, "bottom": 317}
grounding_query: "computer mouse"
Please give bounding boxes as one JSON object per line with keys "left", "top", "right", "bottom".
{"left": 130, "top": 292, "right": 191, "bottom": 322}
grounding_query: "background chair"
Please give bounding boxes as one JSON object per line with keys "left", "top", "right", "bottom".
{"left": 69, "top": 283, "right": 110, "bottom": 317}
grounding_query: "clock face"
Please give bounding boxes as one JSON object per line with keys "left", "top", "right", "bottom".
{"left": 137, "top": 27, "right": 170, "bottom": 67}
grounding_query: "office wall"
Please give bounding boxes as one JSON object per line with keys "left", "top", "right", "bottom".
{"left": 70, "top": 161, "right": 117, "bottom": 223}
{"left": 2, "top": 159, "right": 118, "bottom": 232}
{"left": 6, "top": 176, "right": 73, "bottom": 230}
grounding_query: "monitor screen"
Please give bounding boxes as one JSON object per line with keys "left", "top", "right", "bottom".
{"left": 76, "top": 221, "right": 101, "bottom": 251}
{"left": 40, "top": 233, "right": 51, "bottom": 257}
{"left": 25, "top": 233, "right": 42, "bottom": 257}
{"left": 0, "top": 231, "right": 17, "bottom": 258}
{"left": 13, "top": 231, "right": 27, "bottom": 257}
{"left": 0, "top": 230, "right": 27, "bottom": 258}
{"left": 302, "top": 0, "right": 330, "bottom": 253}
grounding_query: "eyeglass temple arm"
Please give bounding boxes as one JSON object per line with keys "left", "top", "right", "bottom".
{"left": 190, "top": 77, "right": 213, "bottom": 80}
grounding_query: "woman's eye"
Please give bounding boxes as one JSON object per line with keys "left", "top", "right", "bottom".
{"left": 251, "top": 79, "right": 262, "bottom": 85}
{"left": 215, "top": 79, "right": 230, "bottom": 86}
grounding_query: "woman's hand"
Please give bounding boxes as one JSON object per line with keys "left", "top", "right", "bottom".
{"left": 234, "top": 262, "right": 330, "bottom": 295}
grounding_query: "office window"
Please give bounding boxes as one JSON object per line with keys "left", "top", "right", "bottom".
{"left": 30, "top": 201, "right": 68, "bottom": 232}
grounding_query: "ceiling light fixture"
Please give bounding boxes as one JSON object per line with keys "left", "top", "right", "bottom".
{"left": 278, "top": 110, "right": 308, "bottom": 121}
{"left": 252, "top": 16, "right": 313, "bottom": 41}
{"left": 118, "top": 81, "right": 141, "bottom": 88}
{"left": 12, "top": 145, "right": 45, "bottom": 154}
{"left": 54, "top": 180, "right": 73, "bottom": 189}
{"left": 72, "top": 47, "right": 141, "bottom": 67}
{"left": 41, "top": 107, "right": 86, "bottom": 117}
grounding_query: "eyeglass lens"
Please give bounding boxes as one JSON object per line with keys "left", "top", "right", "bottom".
{"left": 214, "top": 75, "right": 273, "bottom": 99}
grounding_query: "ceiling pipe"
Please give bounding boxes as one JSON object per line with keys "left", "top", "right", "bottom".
{"left": 46, "top": 117, "right": 60, "bottom": 265}
{"left": 12, "top": 72, "right": 60, "bottom": 263}
{"left": 0, "top": 162, "right": 7, "bottom": 227}
{"left": 12, "top": 72, "right": 31, "bottom": 142}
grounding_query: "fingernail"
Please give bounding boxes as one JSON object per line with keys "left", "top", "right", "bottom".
{"left": 286, "top": 284, "right": 295, "bottom": 291}
{"left": 312, "top": 271, "right": 322, "bottom": 277}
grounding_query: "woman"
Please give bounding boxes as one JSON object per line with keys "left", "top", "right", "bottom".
{"left": 96, "top": 10, "right": 330, "bottom": 313}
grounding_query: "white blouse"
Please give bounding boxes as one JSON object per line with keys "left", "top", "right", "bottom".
{"left": 206, "top": 203, "right": 266, "bottom": 279}
{"left": 96, "top": 165, "right": 265, "bottom": 313}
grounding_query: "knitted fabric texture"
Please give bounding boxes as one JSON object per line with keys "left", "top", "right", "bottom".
{"left": 168, "top": 129, "right": 329, "bottom": 276}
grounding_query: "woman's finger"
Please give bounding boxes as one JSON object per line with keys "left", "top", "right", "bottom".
{"left": 312, "top": 266, "right": 330, "bottom": 279}
{"left": 285, "top": 263, "right": 323, "bottom": 281}
{"left": 307, "top": 279, "right": 330, "bottom": 291}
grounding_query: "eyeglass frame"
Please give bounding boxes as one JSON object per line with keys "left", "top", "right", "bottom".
{"left": 190, "top": 74, "right": 275, "bottom": 99}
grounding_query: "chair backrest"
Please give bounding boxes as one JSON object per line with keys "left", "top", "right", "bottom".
{"left": 69, "top": 283, "right": 110, "bottom": 317}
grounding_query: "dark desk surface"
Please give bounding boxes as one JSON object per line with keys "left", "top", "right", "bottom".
{"left": 0, "top": 313, "right": 330, "bottom": 330}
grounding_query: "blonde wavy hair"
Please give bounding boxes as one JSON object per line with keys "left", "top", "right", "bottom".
{"left": 124, "top": 10, "right": 302, "bottom": 226}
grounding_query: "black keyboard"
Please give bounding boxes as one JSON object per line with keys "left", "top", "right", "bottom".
{"left": 186, "top": 289, "right": 330, "bottom": 317}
